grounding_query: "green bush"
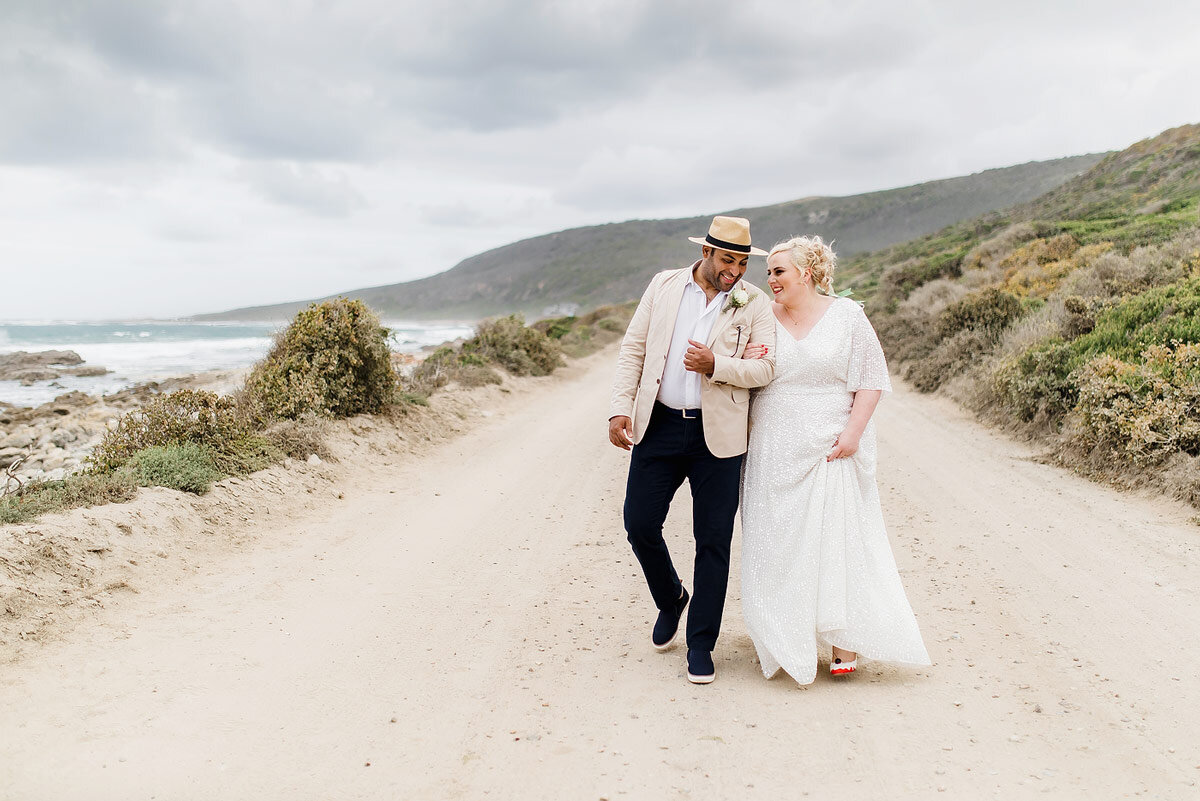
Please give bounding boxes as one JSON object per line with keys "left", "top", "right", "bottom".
{"left": 1069, "top": 276, "right": 1200, "bottom": 362}
{"left": 991, "top": 340, "right": 1079, "bottom": 423}
{"left": 937, "top": 288, "right": 1025, "bottom": 338}
{"left": 879, "top": 250, "right": 966, "bottom": 303}
{"left": 532, "top": 302, "right": 636, "bottom": 358}
{"left": 1071, "top": 343, "right": 1200, "bottom": 464}
{"left": 1061, "top": 296, "right": 1096, "bottom": 339}
{"left": 244, "top": 298, "right": 398, "bottom": 420}
{"left": 544, "top": 318, "right": 575, "bottom": 339}
{"left": 874, "top": 309, "right": 938, "bottom": 364}
{"left": 88, "top": 390, "right": 250, "bottom": 473}
{"left": 128, "top": 442, "right": 223, "bottom": 494}
{"left": 464, "top": 314, "right": 563, "bottom": 376}
{"left": 0, "top": 471, "right": 139, "bottom": 526}
{"left": 406, "top": 345, "right": 503, "bottom": 396}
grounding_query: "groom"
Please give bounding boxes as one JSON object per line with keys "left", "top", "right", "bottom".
{"left": 608, "top": 216, "right": 776, "bottom": 684}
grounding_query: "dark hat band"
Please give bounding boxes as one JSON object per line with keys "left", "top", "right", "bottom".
{"left": 705, "top": 234, "right": 751, "bottom": 253}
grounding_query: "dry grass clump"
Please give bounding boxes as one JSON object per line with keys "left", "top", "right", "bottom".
{"left": 406, "top": 347, "right": 502, "bottom": 397}
{"left": 263, "top": 415, "right": 332, "bottom": 461}
{"left": 0, "top": 471, "right": 138, "bottom": 525}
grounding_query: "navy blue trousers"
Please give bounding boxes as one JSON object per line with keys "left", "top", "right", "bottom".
{"left": 624, "top": 402, "right": 743, "bottom": 652}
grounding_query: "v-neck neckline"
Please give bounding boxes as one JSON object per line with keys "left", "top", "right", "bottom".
{"left": 775, "top": 297, "right": 838, "bottom": 342}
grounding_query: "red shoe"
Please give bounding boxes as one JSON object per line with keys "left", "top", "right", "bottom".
{"left": 830, "top": 657, "right": 857, "bottom": 676}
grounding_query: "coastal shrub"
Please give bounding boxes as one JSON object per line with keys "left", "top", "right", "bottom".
{"left": 936, "top": 288, "right": 1024, "bottom": 339}
{"left": 544, "top": 318, "right": 574, "bottom": 339}
{"left": 87, "top": 390, "right": 250, "bottom": 473}
{"left": 962, "top": 222, "right": 1038, "bottom": 274}
{"left": 878, "top": 250, "right": 966, "bottom": 304}
{"left": 898, "top": 278, "right": 968, "bottom": 317}
{"left": 1060, "top": 296, "right": 1096, "bottom": 339}
{"left": 873, "top": 308, "right": 938, "bottom": 364}
{"left": 1070, "top": 343, "right": 1200, "bottom": 465}
{"left": 1002, "top": 241, "right": 1111, "bottom": 298}
{"left": 533, "top": 302, "right": 637, "bottom": 359}
{"left": 128, "top": 442, "right": 223, "bottom": 494}
{"left": 1068, "top": 276, "right": 1200, "bottom": 362}
{"left": 991, "top": 340, "right": 1079, "bottom": 424}
{"left": 0, "top": 471, "right": 139, "bottom": 526}
{"left": 244, "top": 298, "right": 398, "bottom": 420}
{"left": 406, "top": 345, "right": 502, "bottom": 396}
{"left": 904, "top": 328, "right": 995, "bottom": 393}
{"left": 464, "top": 314, "right": 563, "bottom": 376}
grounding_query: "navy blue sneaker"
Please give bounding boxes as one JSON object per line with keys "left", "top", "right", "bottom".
{"left": 686, "top": 648, "right": 715, "bottom": 684}
{"left": 651, "top": 587, "right": 689, "bottom": 651}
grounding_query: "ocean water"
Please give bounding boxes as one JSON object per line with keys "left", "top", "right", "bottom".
{"left": 0, "top": 320, "right": 475, "bottom": 408}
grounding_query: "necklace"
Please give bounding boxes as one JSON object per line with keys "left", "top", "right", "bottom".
{"left": 781, "top": 302, "right": 804, "bottom": 327}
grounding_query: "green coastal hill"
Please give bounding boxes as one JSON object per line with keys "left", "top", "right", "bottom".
{"left": 198, "top": 155, "right": 1101, "bottom": 322}
{"left": 846, "top": 122, "right": 1200, "bottom": 508}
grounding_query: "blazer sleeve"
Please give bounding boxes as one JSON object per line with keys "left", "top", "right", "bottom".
{"left": 608, "top": 274, "right": 660, "bottom": 420}
{"left": 709, "top": 294, "right": 776, "bottom": 388}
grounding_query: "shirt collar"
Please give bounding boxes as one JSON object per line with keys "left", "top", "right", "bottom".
{"left": 686, "top": 261, "right": 730, "bottom": 299}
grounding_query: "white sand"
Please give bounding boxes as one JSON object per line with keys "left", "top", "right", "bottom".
{"left": 1, "top": 347, "right": 1198, "bottom": 799}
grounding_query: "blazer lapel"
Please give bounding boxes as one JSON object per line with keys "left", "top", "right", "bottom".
{"left": 658, "top": 266, "right": 691, "bottom": 346}
{"left": 706, "top": 280, "right": 743, "bottom": 348}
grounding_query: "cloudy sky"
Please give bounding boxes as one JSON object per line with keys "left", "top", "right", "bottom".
{"left": 1, "top": 0, "right": 1197, "bottom": 320}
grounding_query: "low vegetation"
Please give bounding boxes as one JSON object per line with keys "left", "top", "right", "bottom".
{"left": 846, "top": 123, "right": 1200, "bottom": 508}
{"left": 2, "top": 301, "right": 582, "bottom": 524}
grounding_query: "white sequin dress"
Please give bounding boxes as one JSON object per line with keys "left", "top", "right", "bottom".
{"left": 740, "top": 298, "right": 930, "bottom": 684}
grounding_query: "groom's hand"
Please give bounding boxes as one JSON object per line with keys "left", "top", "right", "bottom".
{"left": 608, "top": 415, "right": 634, "bottom": 450}
{"left": 684, "top": 340, "right": 715, "bottom": 375}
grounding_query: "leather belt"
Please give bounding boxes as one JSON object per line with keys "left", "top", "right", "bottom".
{"left": 655, "top": 401, "right": 702, "bottom": 420}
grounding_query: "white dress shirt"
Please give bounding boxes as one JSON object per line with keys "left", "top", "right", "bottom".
{"left": 656, "top": 266, "right": 728, "bottom": 410}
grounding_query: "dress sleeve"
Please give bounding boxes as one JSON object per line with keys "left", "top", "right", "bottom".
{"left": 846, "top": 303, "right": 893, "bottom": 393}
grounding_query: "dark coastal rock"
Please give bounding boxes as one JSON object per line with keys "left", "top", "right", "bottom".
{"left": 0, "top": 350, "right": 108, "bottom": 385}
{"left": 66, "top": 366, "right": 110, "bottom": 378}
{"left": 0, "top": 350, "right": 84, "bottom": 370}
{"left": 16, "top": 369, "right": 61, "bottom": 385}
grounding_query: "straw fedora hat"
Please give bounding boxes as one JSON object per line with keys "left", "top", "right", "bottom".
{"left": 688, "top": 215, "right": 768, "bottom": 257}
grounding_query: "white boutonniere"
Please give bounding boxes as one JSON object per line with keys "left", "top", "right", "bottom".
{"left": 722, "top": 287, "right": 754, "bottom": 313}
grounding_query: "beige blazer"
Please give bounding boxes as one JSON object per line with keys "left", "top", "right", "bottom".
{"left": 608, "top": 265, "right": 776, "bottom": 458}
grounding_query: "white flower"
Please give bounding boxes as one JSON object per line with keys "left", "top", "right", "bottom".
{"left": 723, "top": 287, "right": 753, "bottom": 312}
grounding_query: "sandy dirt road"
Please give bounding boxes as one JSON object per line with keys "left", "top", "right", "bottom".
{"left": 1, "top": 349, "right": 1198, "bottom": 800}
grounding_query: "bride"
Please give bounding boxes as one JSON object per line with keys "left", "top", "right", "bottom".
{"left": 739, "top": 235, "right": 930, "bottom": 684}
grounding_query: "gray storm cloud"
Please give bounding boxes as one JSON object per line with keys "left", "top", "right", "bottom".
{"left": 0, "top": 0, "right": 1196, "bottom": 318}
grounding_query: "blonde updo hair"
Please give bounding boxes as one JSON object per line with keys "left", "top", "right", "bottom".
{"left": 768, "top": 235, "right": 837, "bottom": 294}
